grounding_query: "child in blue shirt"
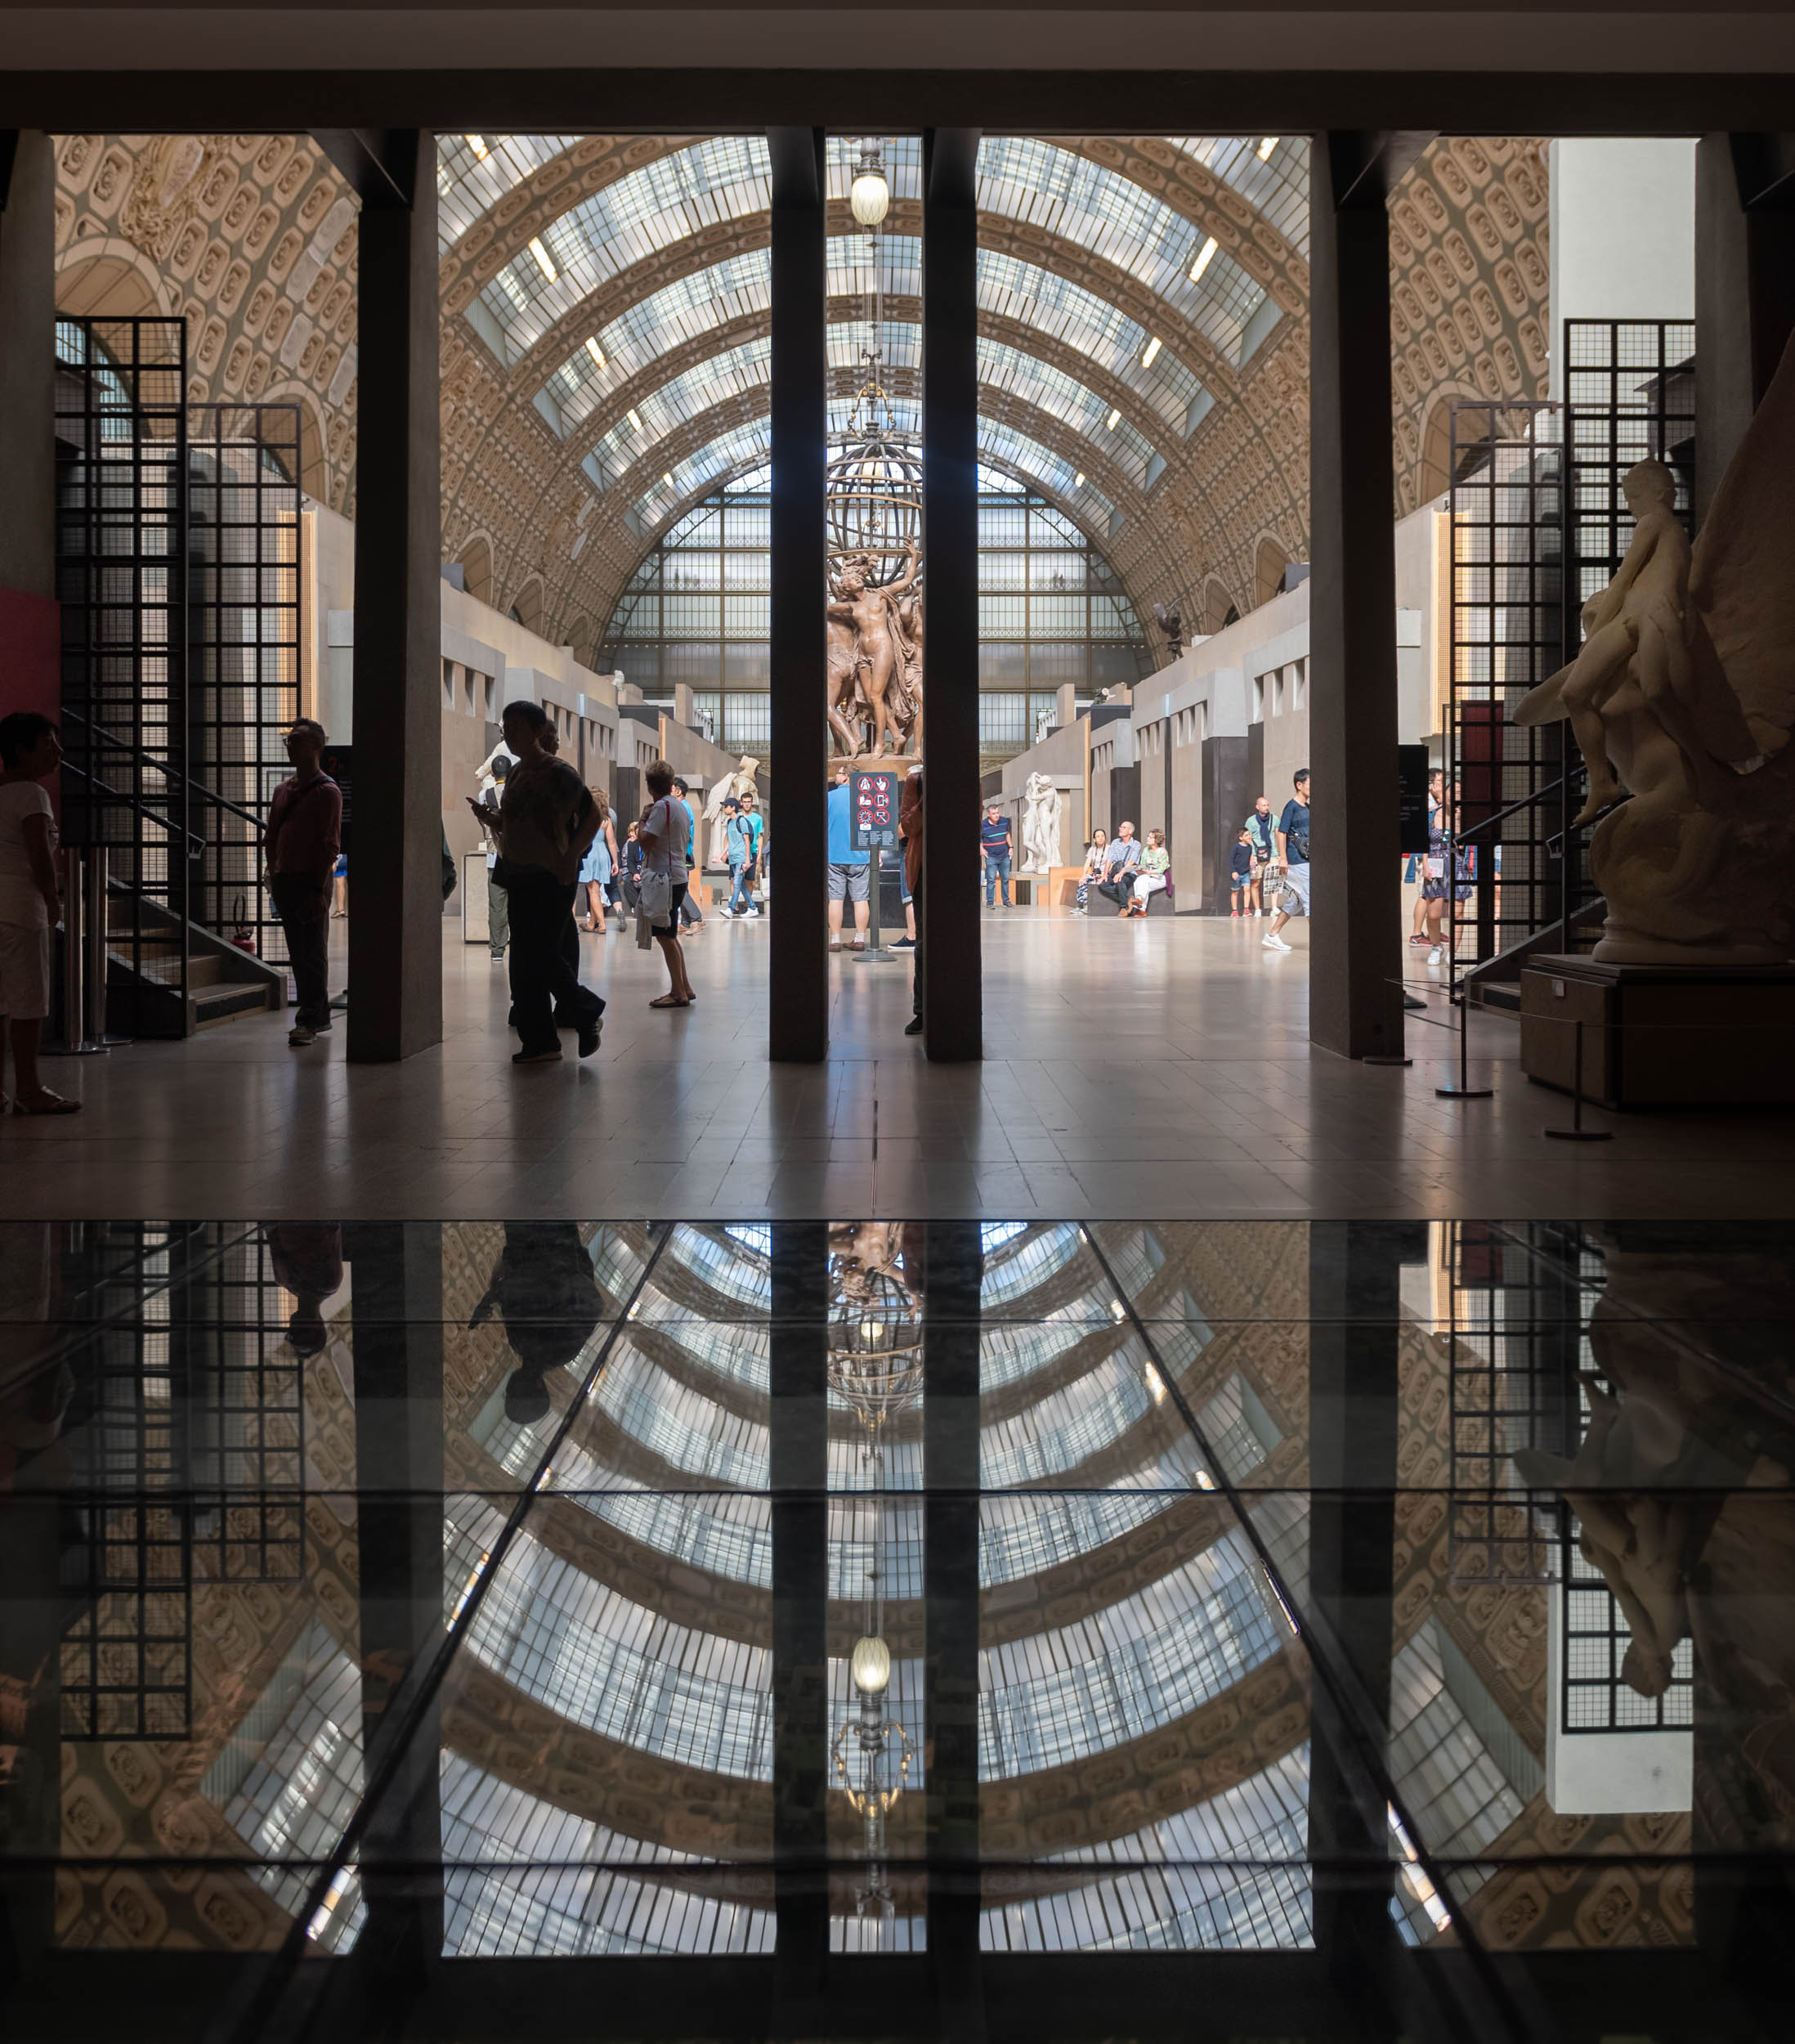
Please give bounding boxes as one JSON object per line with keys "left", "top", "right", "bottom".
{"left": 1229, "top": 830, "right": 1254, "bottom": 916}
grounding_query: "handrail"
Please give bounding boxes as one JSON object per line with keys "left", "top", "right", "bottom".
{"left": 59, "top": 758, "right": 206, "bottom": 851}
{"left": 61, "top": 709, "right": 266, "bottom": 834}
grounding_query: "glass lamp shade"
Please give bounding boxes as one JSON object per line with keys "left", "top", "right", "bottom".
{"left": 850, "top": 171, "right": 890, "bottom": 226}
{"left": 851, "top": 1634, "right": 893, "bottom": 1694}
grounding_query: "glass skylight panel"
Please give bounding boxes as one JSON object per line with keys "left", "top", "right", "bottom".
{"left": 977, "top": 251, "right": 1205, "bottom": 437}
{"left": 1174, "top": 135, "right": 1310, "bottom": 254}
{"left": 544, "top": 250, "right": 775, "bottom": 437}
{"left": 823, "top": 132, "right": 924, "bottom": 207}
{"left": 829, "top": 231, "right": 923, "bottom": 303}
{"left": 977, "top": 137, "right": 1269, "bottom": 365}
{"left": 826, "top": 320, "right": 920, "bottom": 377}
{"left": 978, "top": 340, "right": 1158, "bottom": 487}
{"left": 627, "top": 421, "right": 773, "bottom": 531}
{"left": 584, "top": 336, "right": 773, "bottom": 488}
{"left": 476, "top": 136, "right": 772, "bottom": 363}
{"left": 436, "top": 132, "right": 584, "bottom": 253}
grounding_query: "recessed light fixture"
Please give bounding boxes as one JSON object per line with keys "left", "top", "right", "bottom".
{"left": 584, "top": 337, "right": 605, "bottom": 368}
{"left": 626, "top": 408, "right": 642, "bottom": 431}
{"left": 527, "top": 235, "right": 557, "bottom": 282}
{"left": 465, "top": 135, "right": 490, "bottom": 161}
{"left": 1141, "top": 335, "right": 1162, "bottom": 368}
{"left": 1106, "top": 406, "right": 1121, "bottom": 430}
{"left": 1075, "top": 471, "right": 1086, "bottom": 487}
{"left": 1257, "top": 136, "right": 1278, "bottom": 162}
{"left": 1191, "top": 236, "right": 1218, "bottom": 281}
{"left": 663, "top": 472, "right": 675, "bottom": 488}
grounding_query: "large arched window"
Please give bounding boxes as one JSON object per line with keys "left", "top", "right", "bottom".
{"left": 598, "top": 463, "right": 1149, "bottom": 766}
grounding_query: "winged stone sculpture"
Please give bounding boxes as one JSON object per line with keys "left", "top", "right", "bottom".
{"left": 1514, "top": 334, "right": 1795, "bottom": 965}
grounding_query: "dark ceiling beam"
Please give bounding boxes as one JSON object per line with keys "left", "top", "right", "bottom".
{"left": 0, "top": 130, "right": 18, "bottom": 213}
{"left": 311, "top": 128, "right": 422, "bottom": 208}
{"left": 8, "top": 70, "right": 1795, "bottom": 134}
{"left": 1731, "top": 132, "right": 1795, "bottom": 210}
{"left": 1327, "top": 130, "right": 1440, "bottom": 211}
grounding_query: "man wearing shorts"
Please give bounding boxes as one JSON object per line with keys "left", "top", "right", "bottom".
{"left": 1264, "top": 768, "right": 1309, "bottom": 953}
{"left": 826, "top": 765, "right": 870, "bottom": 952}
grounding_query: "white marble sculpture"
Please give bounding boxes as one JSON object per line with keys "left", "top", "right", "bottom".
{"left": 701, "top": 756, "right": 759, "bottom": 868}
{"left": 1018, "top": 773, "right": 1063, "bottom": 876}
{"left": 1514, "top": 334, "right": 1795, "bottom": 965}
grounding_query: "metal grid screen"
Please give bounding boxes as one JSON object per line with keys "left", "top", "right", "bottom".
{"left": 54, "top": 317, "right": 190, "bottom": 1024}
{"left": 187, "top": 405, "right": 305, "bottom": 972}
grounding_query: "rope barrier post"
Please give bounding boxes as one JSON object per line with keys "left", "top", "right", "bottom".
{"left": 47, "top": 847, "right": 108, "bottom": 1058}
{"left": 1435, "top": 967, "right": 1492, "bottom": 1100}
{"left": 1545, "top": 1016, "right": 1612, "bottom": 1141}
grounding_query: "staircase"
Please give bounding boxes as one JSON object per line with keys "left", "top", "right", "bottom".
{"left": 103, "top": 888, "right": 286, "bottom": 1038}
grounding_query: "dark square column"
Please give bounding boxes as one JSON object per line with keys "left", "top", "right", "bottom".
{"left": 1307, "top": 135, "right": 1414, "bottom": 1062}
{"left": 0, "top": 132, "right": 56, "bottom": 602}
{"left": 769, "top": 1223, "right": 828, "bottom": 2025}
{"left": 341, "top": 131, "right": 443, "bottom": 1061}
{"left": 921, "top": 129, "right": 982, "bottom": 1061}
{"left": 768, "top": 130, "right": 828, "bottom": 1062}
{"left": 1696, "top": 134, "right": 1795, "bottom": 523}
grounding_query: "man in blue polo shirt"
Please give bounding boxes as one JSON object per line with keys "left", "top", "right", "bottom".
{"left": 826, "top": 765, "right": 870, "bottom": 951}
{"left": 1264, "top": 767, "right": 1310, "bottom": 953}
{"left": 980, "top": 802, "right": 1014, "bottom": 907}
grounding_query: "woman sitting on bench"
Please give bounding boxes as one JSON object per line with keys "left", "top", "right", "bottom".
{"left": 1128, "top": 829, "right": 1170, "bottom": 917}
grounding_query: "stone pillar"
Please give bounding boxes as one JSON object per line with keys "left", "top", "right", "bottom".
{"left": 346, "top": 132, "right": 443, "bottom": 1062}
{"left": 769, "top": 1223, "right": 829, "bottom": 2027}
{"left": 921, "top": 130, "right": 982, "bottom": 1060}
{"left": 0, "top": 132, "right": 56, "bottom": 603}
{"left": 1306, "top": 136, "right": 1409, "bottom": 1062}
{"left": 923, "top": 1222, "right": 984, "bottom": 2034}
{"left": 1695, "top": 134, "right": 1795, "bottom": 524}
{"left": 768, "top": 130, "right": 828, "bottom": 1061}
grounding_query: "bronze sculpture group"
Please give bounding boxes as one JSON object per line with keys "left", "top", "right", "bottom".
{"left": 826, "top": 538, "right": 924, "bottom": 761}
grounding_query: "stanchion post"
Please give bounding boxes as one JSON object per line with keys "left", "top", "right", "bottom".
{"left": 1435, "top": 962, "right": 1493, "bottom": 1100}
{"left": 1545, "top": 1016, "right": 1613, "bottom": 1141}
{"left": 49, "top": 846, "right": 108, "bottom": 1057}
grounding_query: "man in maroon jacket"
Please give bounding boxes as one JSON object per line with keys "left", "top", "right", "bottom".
{"left": 263, "top": 718, "right": 342, "bottom": 1047}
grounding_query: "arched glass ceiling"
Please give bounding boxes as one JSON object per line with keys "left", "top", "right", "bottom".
{"left": 1176, "top": 135, "right": 1309, "bottom": 253}
{"left": 537, "top": 245, "right": 1206, "bottom": 451}
{"left": 477, "top": 136, "right": 772, "bottom": 362}
{"left": 581, "top": 334, "right": 772, "bottom": 488}
{"left": 621, "top": 414, "right": 1120, "bottom": 536}
{"left": 978, "top": 137, "right": 1272, "bottom": 364}
{"left": 436, "top": 132, "right": 583, "bottom": 249}
{"left": 472, "top": 133, "right": 1287, "bottom": 374}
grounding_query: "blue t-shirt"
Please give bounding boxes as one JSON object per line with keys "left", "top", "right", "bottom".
{"left": 1230, "top": 843, "right": 1254, "bottom": 879}
{"left": 826, "top": 783, "right": 869, "bottom": 865}
{"left": 724, "top": 812, "right": 748, "bottom": 863}
{"left": 980, "top": 816, "right": 1012, "bottom": 856}
{"left": 742, "top": 813, "right": 763, "bottom": 860}
{"left": 1278, "top": 797, "right": 1309, "bottom": 865}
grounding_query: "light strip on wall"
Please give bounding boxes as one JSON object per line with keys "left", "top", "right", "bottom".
{"left": 1258, "top": 137, "right": 1278, "bottom": 161}
{"left": 1106, "top": 407, "right": 1121, "bottom": 430}
{"left": 584, "top": 337, "right": 606, "bottom": 368}
{"left": 1141, "top": 336, "right": 1162, "bottom": 369}
{"left": 465, "top": 135, "right": 490, "bottom": 160}
{"left": 626, "top": 408, "right": 642, "bottom": 431}
{"left": 1190, "top": 236, "right": 1218, "bottom": 281}
{"left": 528, "top": 235, "right": 557, "bottom": 282}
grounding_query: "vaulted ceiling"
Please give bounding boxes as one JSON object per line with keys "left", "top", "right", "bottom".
{"left": 51, "top": 131, "right": 1549, "bottom": 666}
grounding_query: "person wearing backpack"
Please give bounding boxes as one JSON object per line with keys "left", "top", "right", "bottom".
{"left": 1263, "top": 768, "right": 1309, "bottom": 953}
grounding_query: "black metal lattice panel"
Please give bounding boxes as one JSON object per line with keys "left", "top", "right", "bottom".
{"left": 1445, "top": 399, "right": 1585, "bottom": 969}
{"left": 186, "top": 404, "right": 305, "bottom": 970}
{"left": 1445, "top": 1221, "right": 1579, "bottom": 1585}
{"left": 54, "top": 316, "right": 190, "bottom": 1025}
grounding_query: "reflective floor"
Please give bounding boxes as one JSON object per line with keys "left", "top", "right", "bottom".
{"left": 3, "top": 1219, "right": 1793, "bottom": 2041}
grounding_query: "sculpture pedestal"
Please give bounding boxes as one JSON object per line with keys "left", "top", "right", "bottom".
{"left": 1520, "top": 954, "right": 1795, "bottom": 1108}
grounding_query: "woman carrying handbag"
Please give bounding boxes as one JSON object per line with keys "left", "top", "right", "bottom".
{"left": 636, "top": 758, "right": 696, "bottom": 1009}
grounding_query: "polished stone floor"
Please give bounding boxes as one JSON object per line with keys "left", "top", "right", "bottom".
{"left": 3, "top": 1217, "right": 1792, "bottom": 2042}
{"left": 6, "top": 914, "right": 1788, "bottom": 1222}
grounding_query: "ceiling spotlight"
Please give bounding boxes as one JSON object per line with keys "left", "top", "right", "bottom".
{"left": 849, "top": 139, "right": 890, "bottom": 228}
{"left": 1141, "top": 335, "right": 1162, "bottom": 369}
{"left": 465, "top": 135, "right": 490, "bottom": 161}
{"left": 1106, "top": 406, "right": 1121, "bottom": 430}
{"left": 1075, "top": 472, "right": 1086, "bottom": 487}
{"left": 1258, "top": 136, "right": 1278, "bottom": 161}
{"left": 527, "top": 235, "right": 557, "bottom": 283}
{"left": 1190, "top": 236, "right": 1218, "bottom": 282}
{"left": 584, "top": 336, "right": 606, "bottom": 368}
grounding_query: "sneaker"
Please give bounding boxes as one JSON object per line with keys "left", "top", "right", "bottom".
{"left": 1262, "top": 932, "right": 1291, "bottom": 952}
{"left": 892, "top": 935, "right": 914, "bottom": 950}
{"left": 903, "top": 1015, "right": 924, "bottom": 1035}
{"left": 1427, "top": 945, "right": 1444, "bottom": 964}
{"left": 577, "top": 1014, "right": 603, "bottom": 1058}
{"left": 288, "top": 1024, "right": 316, "bottom": 1047}
{"left": 513, "top": 1046, "right": 562, "bottom": 1065}
{"left": 717, "top": 904, "right": 736, "bottom": 918}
